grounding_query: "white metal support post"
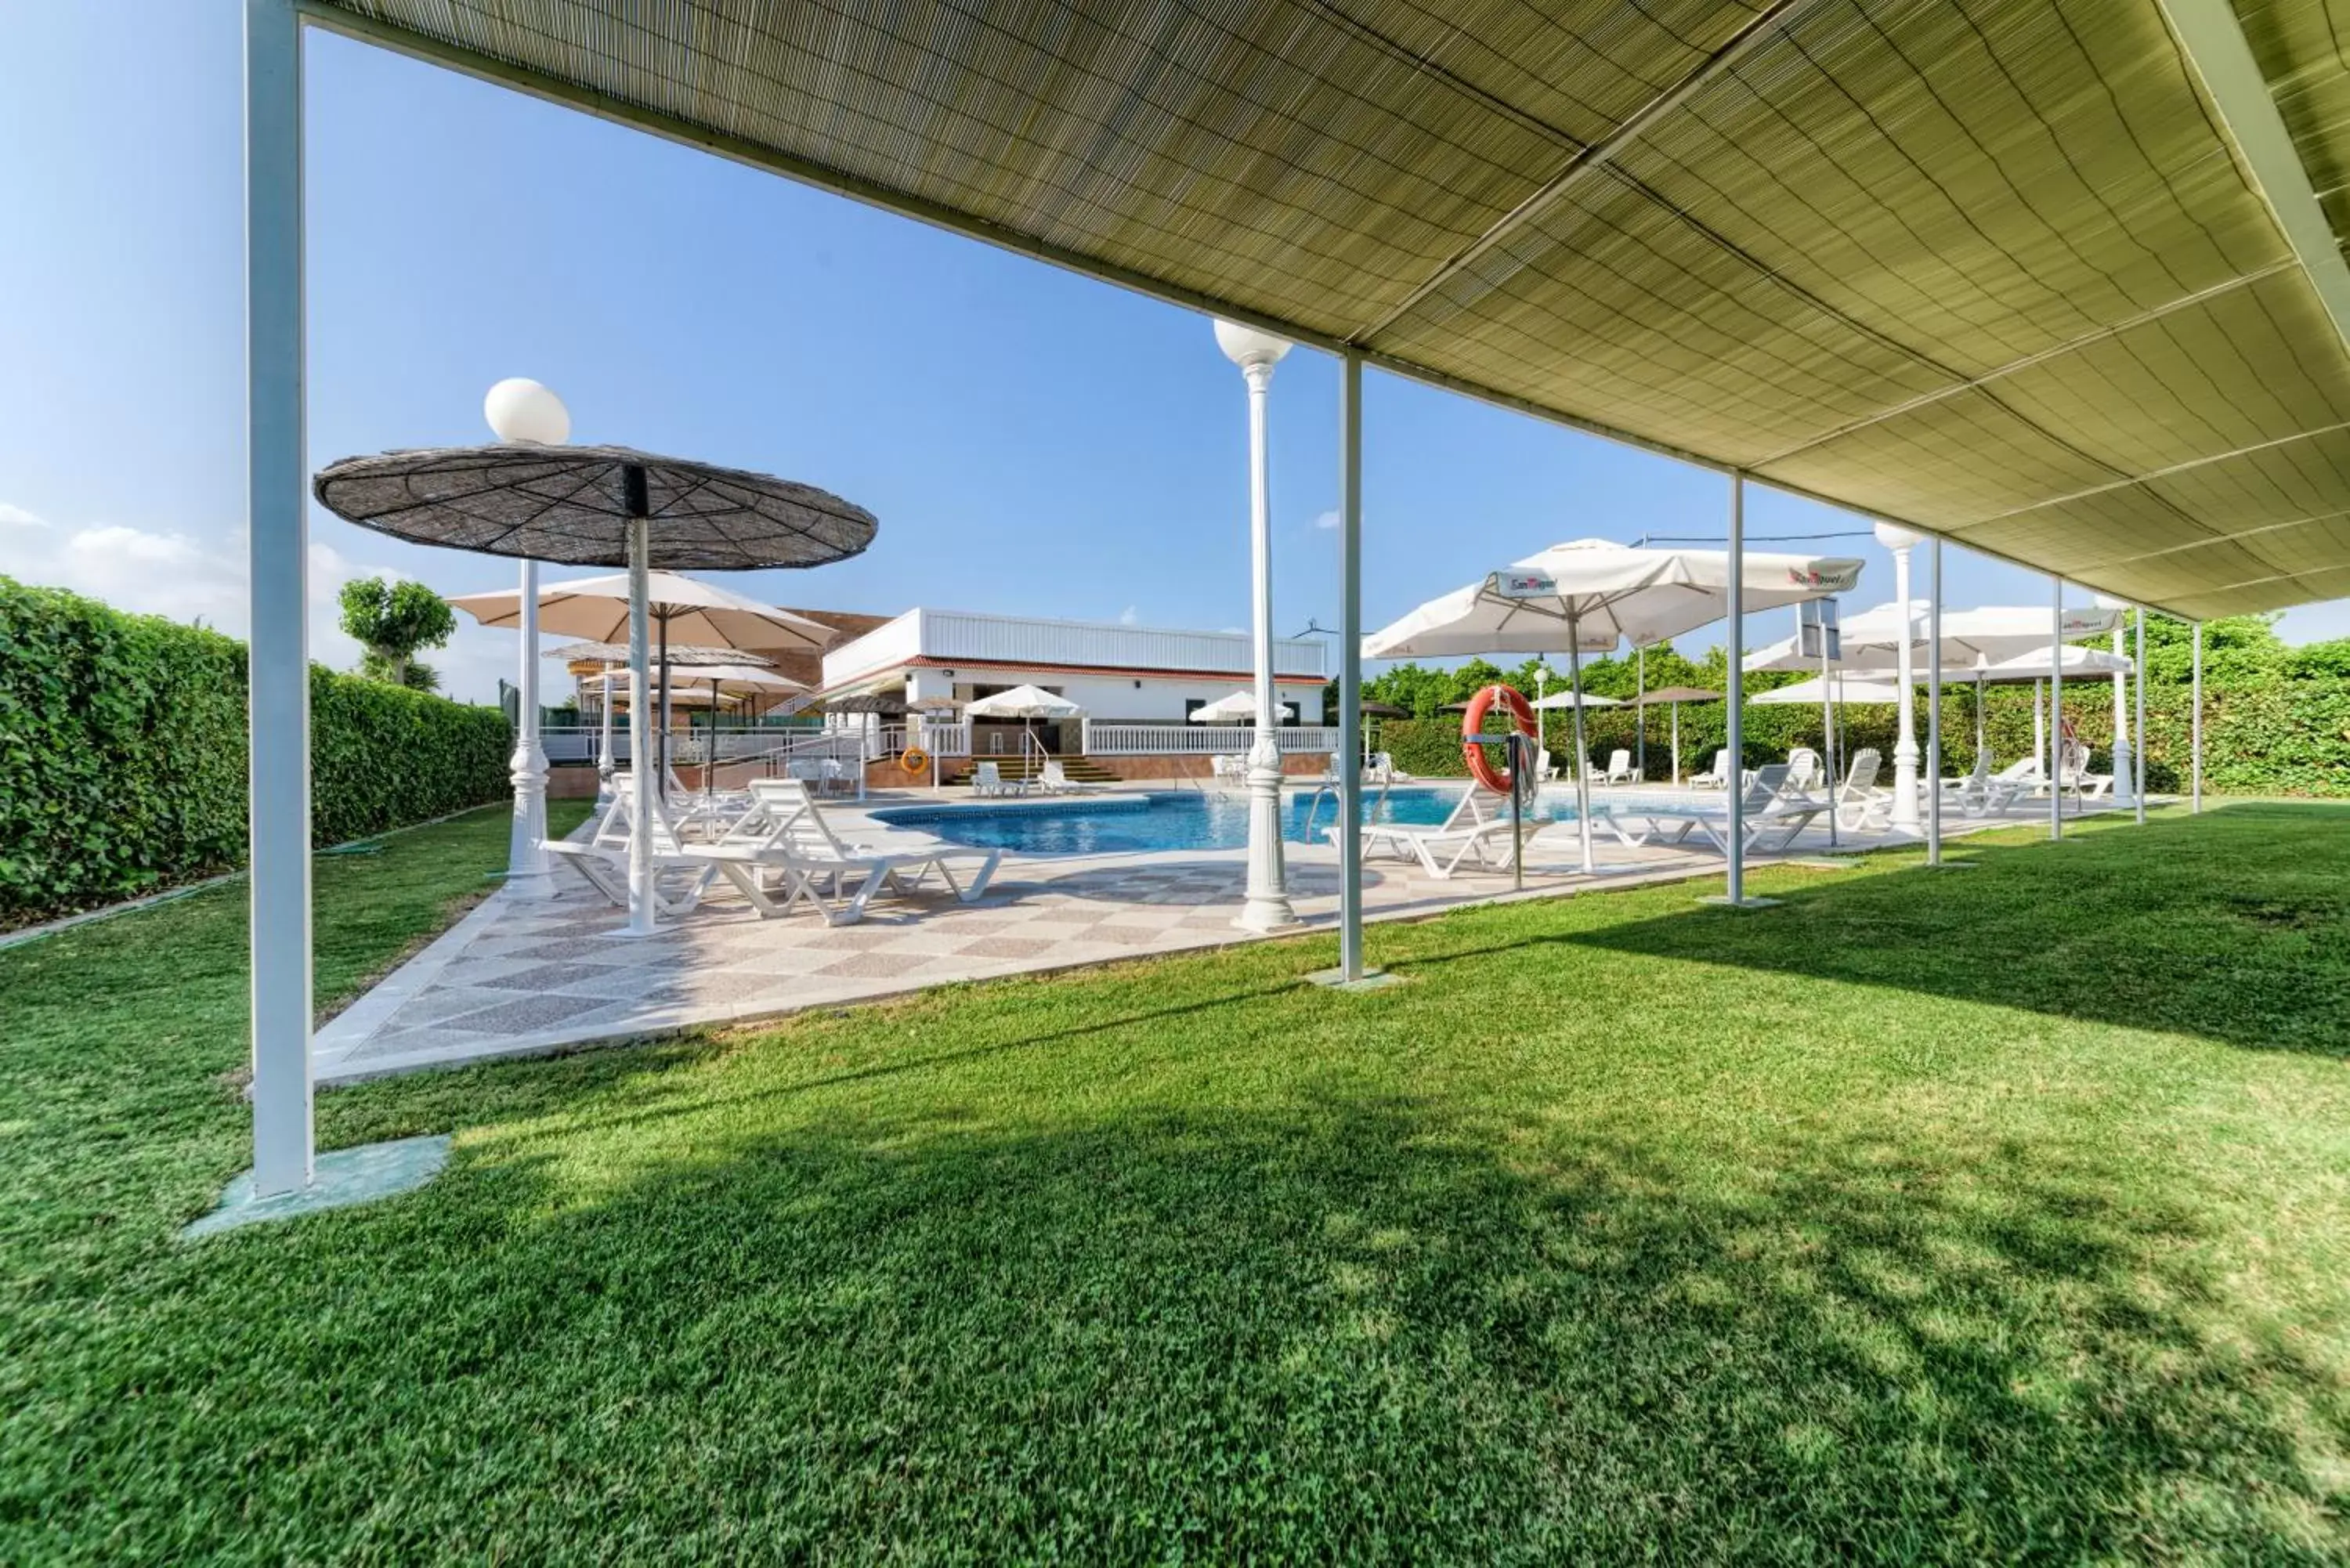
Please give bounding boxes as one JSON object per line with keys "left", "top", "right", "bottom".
{"left": 1727, "top": 474, "right": 1744, "bottom": 899}
{"left": 2134, "top": 609, "right": 2148, "bottom": 822}
{"left": 505, "top": 558, "right": 553, "bottom": 896}
{"left": 2110, "top": 612, "right": 2137, "bottom": 807}
{"left": 623, "top": 500, "right": 659, "bottom": 937}
{"left": 2191, "top": 621, "right": 2204, "bottom": 812}
{"left": 1926, "top": 536, "right": 1944, "bottom": 867}
{"left": 246, "top": 0, "right": 312, "bottom": 1198}
{"left": 1336, "top": 352, "right": 1368, "bottom": 981}
{"left": 1875, "top": 523, "right": 1923, "bottom": 833}
{"left": 1702, "top": 473, "right": 1772, "bottom": 909}
{"left": 2050, "top": 577, "right": 2065, "bottom": 841}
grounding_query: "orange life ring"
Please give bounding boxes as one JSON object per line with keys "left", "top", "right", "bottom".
{"left": 898, "top": 746, "right": 930, "bottom": 775}
{"left": 1461, "top": 684, "right": 1538, "bottom": 796}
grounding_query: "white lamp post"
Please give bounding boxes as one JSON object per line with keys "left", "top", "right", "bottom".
{"left": 2095, "top": 593, "right": 2136, "bottom": 806}
{"left": 1874, "top": 521, "right": 1925, "bottom": 833}
{"left": 1214, "top": 320, "right": 1299, "bottom": 933}
{"left": 484, "top": 377, "right": 570, "bottom": 899}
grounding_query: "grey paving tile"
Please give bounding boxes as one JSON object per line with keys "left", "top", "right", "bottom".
{"left": 436, "top": 992, "right": 626, "bottom": 1037}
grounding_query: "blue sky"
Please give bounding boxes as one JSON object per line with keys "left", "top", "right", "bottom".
{"left": 5, "top": 3, "right": 2344, "bottom": 703}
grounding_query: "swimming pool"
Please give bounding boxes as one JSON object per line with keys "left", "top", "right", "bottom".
{"left": 872, "top": 786, "right": 1564, "bottom": 857}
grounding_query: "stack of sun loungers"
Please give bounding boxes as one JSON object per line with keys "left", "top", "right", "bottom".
{"left": 680, "top": 777, "right": 1000, "bottom": 924}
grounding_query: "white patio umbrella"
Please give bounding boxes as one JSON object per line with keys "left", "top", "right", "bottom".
{"left": 591, "top": 663, "right": 807, "bottom": 806}
{"left": 1748, "top": 600, "right": 2126, "bottom": 783}
{"left": 1364, "top": 539, "right": 1862, "bottom": 873}
{"left": 1191, "top": 689, "right": 1295, "bottom": 721}
{"left": 1743, "top": 600, "right": 2122, "bottom": 673}
{"left": 966, "top": 684, "right": 1083, "bottom": 763}
{"left": 1753, "top": 674, "right": 1903, "bottom": 706}
{"left": 450, "top": 569, "right": 835, "bottom": 802}
{"left": 1754, "top": 648, "right": 2131, "bottom": 774}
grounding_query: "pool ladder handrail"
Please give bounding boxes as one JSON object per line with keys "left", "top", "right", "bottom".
{"left": 1299, "top": 761, "right": 1394, "bottom": 844}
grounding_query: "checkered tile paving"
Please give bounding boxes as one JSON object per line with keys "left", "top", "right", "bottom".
{"left": 313, "top": 793, "right": 2103, "bottom": 1084}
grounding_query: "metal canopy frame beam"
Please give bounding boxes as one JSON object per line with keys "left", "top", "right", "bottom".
{"left": 2159, "top": 0, "right": 2350, "bottom": 357}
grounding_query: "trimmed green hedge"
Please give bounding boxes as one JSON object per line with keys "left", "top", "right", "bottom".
{"left": 1372, "top": 680, "right": 2350, "bottom": 797}
{"left": 2, "top": 578, "right": 513, "bottom": 925}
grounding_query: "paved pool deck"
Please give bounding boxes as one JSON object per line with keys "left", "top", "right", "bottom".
{"left": 313, "top": 785, "right": 2128, "bottom": 1085}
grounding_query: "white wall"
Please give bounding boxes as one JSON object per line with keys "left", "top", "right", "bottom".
{"left": 917, "top": 670, "right": 1323, "bottom": 723}
{"left": 827, "top": 607, "right": 1327, "bottom": 688}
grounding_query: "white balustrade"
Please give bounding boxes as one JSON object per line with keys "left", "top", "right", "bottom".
{"left": 1082, "top": 722, "right": 1340, "bottom": 756}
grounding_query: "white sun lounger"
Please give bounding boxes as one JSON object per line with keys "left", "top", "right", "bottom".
{"left": 1605, "top": 765, "right": 1828, "bottom": 856}
{"left": 684, "top": 777, "right": 1000, "bottom": 924}
{"left": 1037, "top": 758, "right": 1078, "bottom": 794}
{"left": 1336, "top": 784, "right": 1541, "bottom": 880}
{"left": 971, "top": 761, "right": 1027, "bottom": 797}
{"left": 1600, "top": 748, "right": 1638, "bottom": 785}
{"left": 1833, "top": 747, "right": 1890, "bottom": 833}
{"left": 542, "top": 779, "right": 719, "bottom": 914}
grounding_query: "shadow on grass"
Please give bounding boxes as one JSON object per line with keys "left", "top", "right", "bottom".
{"left": 1408, "top": 804, "right": 2350, "bottom": 1057}
{"left": 53, "top": 1084, "right": 2348, "bottom": 1563}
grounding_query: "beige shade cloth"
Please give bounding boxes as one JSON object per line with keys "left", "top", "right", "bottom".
{"left": 308, "top": 0, "right": 2350, "bottom": 620}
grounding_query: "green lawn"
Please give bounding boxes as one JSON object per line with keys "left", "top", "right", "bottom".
{"left": 4, "top": 801, "right": 2348, "bottom": 1563}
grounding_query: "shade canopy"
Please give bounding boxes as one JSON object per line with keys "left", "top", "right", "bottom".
{"left": 1364, "top": 540, "right": 1863, "bottom": 660}
{"left": 296, "top": 1, "right": 2350, "bottom": 619}
{"left": 964, "top": 685, "right": 1083, "bottom": 719}
{"left": 313, "top": 443, "right": 877, "bottom": 571}
{"left": 1358, "top": 700, "right": 1412, "bottom": 720}
{"left": 448, "top": 570, "right": 837, "bottom": 653}
{"left": 1631, "top": 686, "right": 1723, "bottom": 706}
{"left": 1744, "top": 601, "right": 2124, "bottom": 674}
{"left": 1532, "top": 688, "right": 1622, "bottom": 710}
{"left": 1190, "top": 690, "right": 1295, "bottom": 721}
{"left": 547, "top": 639, "right": 769, "bottom": 667}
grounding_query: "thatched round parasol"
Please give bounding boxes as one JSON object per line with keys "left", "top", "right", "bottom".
{"left": 313, "top": 444, "right": 876, "bottom": 569}
{"left": 312, "top": 440, "right": 875, "bottom": 938}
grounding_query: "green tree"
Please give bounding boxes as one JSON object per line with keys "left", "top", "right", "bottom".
{"left": 338, "top": 577, "right": 455, "bottom": 689}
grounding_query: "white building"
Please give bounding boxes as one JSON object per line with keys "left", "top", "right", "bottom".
{"left": 819, "top": 608, "right": 1329, "bottom": 756}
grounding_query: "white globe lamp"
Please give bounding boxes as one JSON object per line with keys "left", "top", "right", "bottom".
{"left": 1213, "top": 320, "right": 1292, "bottom": 371}
{"left": 484, "top": 378, "right": 572, "bottom": 446}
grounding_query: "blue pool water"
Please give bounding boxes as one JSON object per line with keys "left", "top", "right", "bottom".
{"left": 873, "top": 787, "right": 1564, "bottom": 857}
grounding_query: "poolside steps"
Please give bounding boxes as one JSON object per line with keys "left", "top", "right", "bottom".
{"left": 947, "top": 755, "right": 1123, "bottom": 787}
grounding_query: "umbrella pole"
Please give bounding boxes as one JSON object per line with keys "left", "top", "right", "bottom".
{"left": 657, "top": 612, "right": 672, "bottom": 806}
{"left": 1567, "top": 618, "right": 1594, "bottom": 876}
{"left": 1672, "top": 703, "right": 1680, "bottom": 786}
{"left": 707, "top": 677, "right": 719, "bottom": 814}
{"left": 597, "top": 661, "right": 615, "bottom": 794}
{"left": 621, "top": 480, "right": 657, "bottom": 938}
{"left": 1820, "top": 619, "right": 1839, "bottom": 849}
{"left": 1635, "top": 645, "right": 1646, "bottom": 782}
{"left": 1976, "top": 674, "right": 1987, "bottom": 773}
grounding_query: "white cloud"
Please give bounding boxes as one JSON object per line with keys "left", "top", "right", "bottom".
{"left": 1311, "top": 508, "right": 1340, "bottom": 530}
{"left": 1118, "top": 605, "right": 1140, "bottom": 625}
{"left": 0, "top": 500, "right": 525, "bottom": 702}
